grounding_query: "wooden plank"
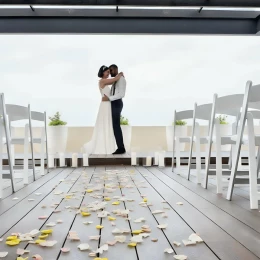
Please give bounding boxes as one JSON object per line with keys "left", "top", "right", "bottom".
{"left": 0, "top": 168, "right": 80, "bottom": 259}
{"left": 115, "top": 167, "right": 181, "bottom": 260}
{"left": 2, "top": 170, "right": 46, "bottom": 196}
{"left": 0, "top": 168, "right": 62, "bottom": 215}
{"left": 160, "top": 168, "right": 260, "bottom": 232}
{"left": 137, "top": 166, "right": 260, "bottom": 260}
{"left": 98, "top": 166, "right": 138, "bottom": 260}
{"left": 124, "top": 166, "right": 219, "bottom": 260}
{"left": 197, "top": 173, "right": 260, "bottom": 209}
{"left": 25, "top": 168, "right": 92, "bottom": 259}
{"left": 0, "top": 168, "right": 75, "bottom": 237}
{"left": 58, "top": 167, "right": 102, "bottom": 260}
{"left": 193, "top": 175, "right": 260, "bottom": 213}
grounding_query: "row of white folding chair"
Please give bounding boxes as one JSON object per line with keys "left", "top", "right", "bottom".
{"left": 172, "top": 81, "right": 260, "bottom": 208}
{"left": 0, "top": 93, "right": 48, "bottom": 198}
{"left": 31, "top": 110, "right": 49, "bottom": 176}
{"left": 0, "top": 94, "right": 15, "bottom": 197}
{"left": 171, "top": 91, "right": 253, "bottom": 196}
{"left": 202, "top": 86, "right": 260, "bottom": 202}
{"left": 226, "top": 81, "right": 260, "bottom": 208}
{"left": 172, "top": 103, "right": 234, "bottom": 185}
{"left": 171, "top": 109, "right": 193, "bottom": 175}
{"left": 201, "top": 94, "right": 244, "bottom": 194}
{"left": 182, "top": 81, "right": 260, "bottom": 208}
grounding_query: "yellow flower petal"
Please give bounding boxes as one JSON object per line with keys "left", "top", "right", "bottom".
{"left": 94, "top": 258, "right": 108, "bottom": 260}
{"left": 6, "top": 236, "right": 17, "bottom": 241}
{"left": 41, "top": 229, "right": 53, "bottom": 234}
{"left": 35, "top": 239, "right": 46, "bottom": 244}
{"left": 128, "top": 242, "right": 137, "bottom": 247}
{"left": 81, "top": 212, "right": 91, "bottom": 217}
{"left": 108, "top": 216, "right": 116, "bottom": 221}
{"left": 112, "top": 201, "right": 120, "bottom": 205}
{"left": 65, "top": 195, "right": 72, "bottom": 199}
{"left": 86, "top": 189, "right": 93, "bottom": 193}
{"left": 132, "top": 230, "right": 143, "bottom": 234}
{"left": 6, "top": 239, "right": 21, "bottom": 246}
{"left": 96, "top": 225, "right": 104, "bottom": 229}
{"left": 38, "top": 234, "right": 49, "bottom": 239}
{"left": 17, "top": 257, "right": 28, "bottom": 260}
{"left": 104, "top": 197, "right": 111, "bottom": 201}
{"left": 143, "top": 198, "right": 148, "bottom": 202}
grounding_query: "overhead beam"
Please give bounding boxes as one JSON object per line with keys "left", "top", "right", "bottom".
{"left": 257, "top": 16, "right": 260, "bottom": 33}
{"left": 0, "top": 7, "right": 260, "bottom": 19}
{"left": 0, "top": 17, "right": 256, "bottom": 34}
{"left": 1, "top": 0, "right": 260, "bottom": 7}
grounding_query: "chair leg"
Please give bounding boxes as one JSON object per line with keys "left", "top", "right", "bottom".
{"left": 175, "top": 138, "right": 181, "bottom": 174}
{"left": 215, "top": 121, "right": 223, "bottom": 194}
{"left": 203, "top": 139, "right": 213, "bottom": 189}
{"left": 195, "top": 126, "right": 201, "bottom": 184}
{"left": 228, "top": 146, "right": 233, "bottom": 170}
{"left": 187, "top": 138, "right": 194, "bottom": 180}
{"left": 40, "top": 129, "right": 45, "bottom": 176}
{"left": 0, "top": 131, "right": 3, "bottom": 199}
{"left": 23, "top": 127, "right": 29, "bottom": 185}
{"left": 11, "top": 144, "right": 15, "bottom": 166}
{"left": 247, "top": 113, "right": 259, "bottom": 209}
{"left": 215, "top": 138, "right": 223, "bottom": 193}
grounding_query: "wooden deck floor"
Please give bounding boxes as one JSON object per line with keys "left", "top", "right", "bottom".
{"left": 0, "top": 166, "right": 259, "bottom": 260}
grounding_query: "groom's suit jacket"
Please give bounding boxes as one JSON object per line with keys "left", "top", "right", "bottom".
{"left": 109, "top": 76, "right": 126, "bottom": 102}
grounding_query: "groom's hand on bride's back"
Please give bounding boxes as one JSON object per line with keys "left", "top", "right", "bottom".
{"left": 102, "top": 95, "right": 109, "bottom": 101}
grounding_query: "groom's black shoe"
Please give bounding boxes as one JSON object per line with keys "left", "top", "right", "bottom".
{"left": 112, "top": 148, "right": 126, "bottom": 155}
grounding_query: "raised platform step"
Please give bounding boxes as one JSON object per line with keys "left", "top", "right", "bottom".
{"left": 2, "top": 151, "right": 249, "bottom": 166}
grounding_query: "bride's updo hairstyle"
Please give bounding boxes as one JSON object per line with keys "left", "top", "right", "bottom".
{"left": 98, "top": 65, "right": 109, "bottom": 78}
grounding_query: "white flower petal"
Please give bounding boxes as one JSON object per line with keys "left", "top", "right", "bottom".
{"left": 164, "top": 248, "right": 174, "bottom": 254}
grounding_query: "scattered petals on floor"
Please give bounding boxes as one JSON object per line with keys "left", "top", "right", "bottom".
{"left": 0, "top": 169, "right": 204, "bottom": 259}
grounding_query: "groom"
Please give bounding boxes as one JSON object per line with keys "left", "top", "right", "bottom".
{"left": 102, "top": 64, "right": 126, "bottom": 154}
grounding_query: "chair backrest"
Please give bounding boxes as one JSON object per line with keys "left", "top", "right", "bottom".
{"left": 195, "top": 103, "right": 212, "bottom": 120}
{"left": 5, "top": 104, "right": 29, "bottom": 122}
{"left": 215, "top": 94, "right": 244, "bottom": 116}
{"left": 249, "top": 84, "right": 260, "bottom": 103}
{"left": 175, "top": 110, "right": 193, "bottom": 121}
{"left": 31, "top": 111, "right": 45, "bottom": 122}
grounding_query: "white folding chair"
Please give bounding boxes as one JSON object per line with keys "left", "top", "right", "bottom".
{"left": 187, "top": 103, "right": 213, "bottom": 184}
{"left": 171, "top": 108, "right": 194, "bottom": 175}
{"left": 5, "top": 104, "right": 36, "bottom": 184}
{"left": 30, "top": 110, "right": 49, "bottom": 176}
{"left": 226, "top": 81, "right": 260, "bottom": 208}
{"left": 202, "top": 94, "right": 245, "bottom": 193}
{"left": 0, "top": 93, "right": 15, "bottom": 197}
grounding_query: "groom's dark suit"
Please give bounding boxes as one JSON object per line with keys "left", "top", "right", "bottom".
{"left": 110, "top": 76, "right": 126, "bottom": 151}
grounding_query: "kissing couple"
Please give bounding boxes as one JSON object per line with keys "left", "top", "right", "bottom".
{"left": 84, "top": 64, "right": 127, "bottom": 155}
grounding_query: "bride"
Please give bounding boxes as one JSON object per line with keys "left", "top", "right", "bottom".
{"left": 83, "top": 65, "right": 124, "bottom": 154}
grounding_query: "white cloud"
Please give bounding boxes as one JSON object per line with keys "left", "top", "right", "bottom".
{"left": 0, "top": 35, "right": 260, "bottom": 126}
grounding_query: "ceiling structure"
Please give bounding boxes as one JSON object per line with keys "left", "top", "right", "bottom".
{"left": 0, "top": 0, "right": 260, "bottom": 34}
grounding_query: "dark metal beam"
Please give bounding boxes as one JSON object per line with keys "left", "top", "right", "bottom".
{"left": 0, "top": 0, "right": 260, "bottom": 7}
{"left": 257, "top": 16, "right": 260, "bottom": 32}
{"left": 0, "top": 17, "right": 256, "bottom": 34}
{"left": 1, "top": 7, "right": 260, "bottom": 19}
{"left": 1, "top": 0, "right": 260, "bottom": 7}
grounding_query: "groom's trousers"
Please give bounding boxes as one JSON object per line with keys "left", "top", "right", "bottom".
{"left": 111, "top": 99, "right": 125, "bottom": 150}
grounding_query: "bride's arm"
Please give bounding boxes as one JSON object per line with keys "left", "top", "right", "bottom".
{"left": 99, "top": 72, "right": 123, "bottom": 88}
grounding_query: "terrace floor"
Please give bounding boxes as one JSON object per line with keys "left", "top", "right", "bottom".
{"left": 0, "top": 166, "right": 259, "bottom": 260}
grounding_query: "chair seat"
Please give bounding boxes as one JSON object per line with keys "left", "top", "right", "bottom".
{"left": 175, "top": 136, "right": 191, "bottom": 143}
{"left": 2, "top": 137, "right": 45, "bottom": 145}
{"left": 231, "top": 135, "right": 260, "bottom": 145}
{"left": 194, "top": 136, "right": 208, "bottom": 144}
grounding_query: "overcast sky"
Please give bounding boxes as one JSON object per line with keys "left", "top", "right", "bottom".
{"left": 1, "top": 35, "right": 260, "bottom": 126}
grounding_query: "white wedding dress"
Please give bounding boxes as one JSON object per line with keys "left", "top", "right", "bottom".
{"left": 83, "top": 85, "right": 116, "bottom": 154}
